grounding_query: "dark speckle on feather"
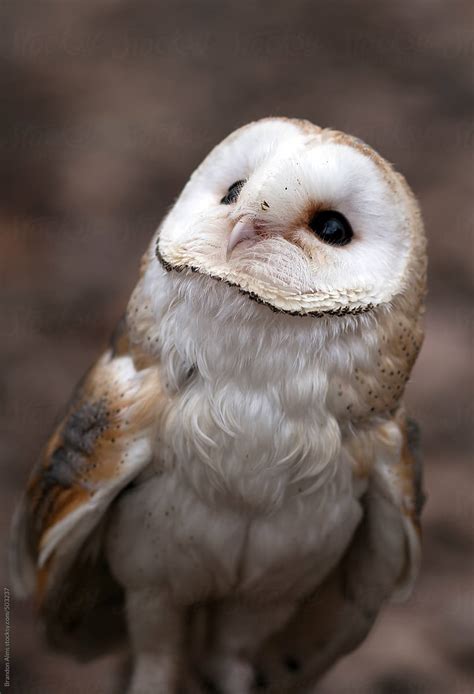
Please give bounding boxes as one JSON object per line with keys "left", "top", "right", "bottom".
{"left": 30, "top": 400, "right": 109, "bottom": 545}
{"left": 63, "top": 401, "right": 108, "bottom": 456}
{"left": 44, "top": 447, "right": 81, "bottom": 488}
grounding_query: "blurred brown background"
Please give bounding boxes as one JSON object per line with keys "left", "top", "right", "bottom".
{"left": 1, "top": 1, "right": 473, "bottom": 693}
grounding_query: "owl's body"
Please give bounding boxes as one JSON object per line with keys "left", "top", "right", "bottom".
{"left": 11, "top": 118, "right": 426, "bottom": 693}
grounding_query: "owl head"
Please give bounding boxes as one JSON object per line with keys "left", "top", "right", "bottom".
{"left": 156, "top": 117, "right": 426, "bottom": 318}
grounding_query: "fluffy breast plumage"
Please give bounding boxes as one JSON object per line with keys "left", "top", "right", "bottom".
{"left": 107, "top": 266, "right": 373, "bottom": 605}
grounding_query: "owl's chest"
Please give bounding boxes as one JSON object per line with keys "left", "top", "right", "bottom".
{"left": 107, "top": 449, "right": 363, "bottom": 604}
{"left": 161, "top": 367, "right": 346, "bottom": 510}
{"left": 107, "top": 363, "right": 365, "bottom": 602}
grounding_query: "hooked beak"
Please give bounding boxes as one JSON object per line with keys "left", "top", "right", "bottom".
{"left": 226, "top": 215, "right": 261, "bottom": 260}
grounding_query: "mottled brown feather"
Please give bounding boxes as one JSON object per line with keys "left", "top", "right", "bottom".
{"left": 11, "top": 319, "right": 163, "bottom": 613}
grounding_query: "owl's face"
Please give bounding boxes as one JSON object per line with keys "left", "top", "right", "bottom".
{"left": 157, "top": 118, "right": 423, "bottom": 316}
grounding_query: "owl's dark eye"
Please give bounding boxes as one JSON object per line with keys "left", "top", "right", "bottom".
{"left": 220, "top": 180, "right": 246, "bottom": 205}
{"left": 308, "top": 210, "right": 353, "bottom": 246}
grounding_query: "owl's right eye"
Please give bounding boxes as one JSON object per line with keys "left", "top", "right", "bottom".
{"left": 220, "top": 180, "right": 246, "bottom": 205}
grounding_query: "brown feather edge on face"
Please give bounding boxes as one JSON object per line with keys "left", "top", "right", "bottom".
{"left": 155, "top": 242, "right": 376, "bottom": 318}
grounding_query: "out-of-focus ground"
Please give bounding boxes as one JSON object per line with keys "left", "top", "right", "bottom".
{"left": 0, "top": 1, "right": 472, "bottom": 692}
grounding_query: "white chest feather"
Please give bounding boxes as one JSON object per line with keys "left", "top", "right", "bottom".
{"left": 162, "top": 343, "right": 342, "bottom": 511}
{"left": 106, "top": 267, "right": 379, "bottom": 602}
{"left": 139, "top": 269, "right": 377, "bottom": 510}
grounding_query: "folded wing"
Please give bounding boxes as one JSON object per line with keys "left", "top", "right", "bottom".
{"left": 254, "top": 411, "right": 424, "bottom": 692}
{"left": 10, "top": 327, "right": 163, "bottom": 656}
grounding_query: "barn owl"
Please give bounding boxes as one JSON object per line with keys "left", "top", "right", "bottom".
{"left": 11, "top": 117, "right": 426, "bottom": 694}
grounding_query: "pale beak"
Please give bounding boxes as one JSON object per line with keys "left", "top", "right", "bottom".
{"left": 226, "top": 216, "right": 260, "bottom": 259}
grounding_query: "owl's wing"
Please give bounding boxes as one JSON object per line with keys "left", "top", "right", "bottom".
{"left": 253, "top": 412, "right": 424, "bottom": 692}
{"left": 10, "top": 321, "right": 162, "bottom": 656}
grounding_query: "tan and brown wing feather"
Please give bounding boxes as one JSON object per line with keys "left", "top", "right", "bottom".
{"left": 10, "top": 326, "right": 163, "bottom": 607}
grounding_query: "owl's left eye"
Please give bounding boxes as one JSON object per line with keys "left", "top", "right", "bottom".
{"left": 308, "top": 210, "right": 353, "bottom": 246}
{"left": 220, "top": 180, "right": 246, "bottom": 205}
